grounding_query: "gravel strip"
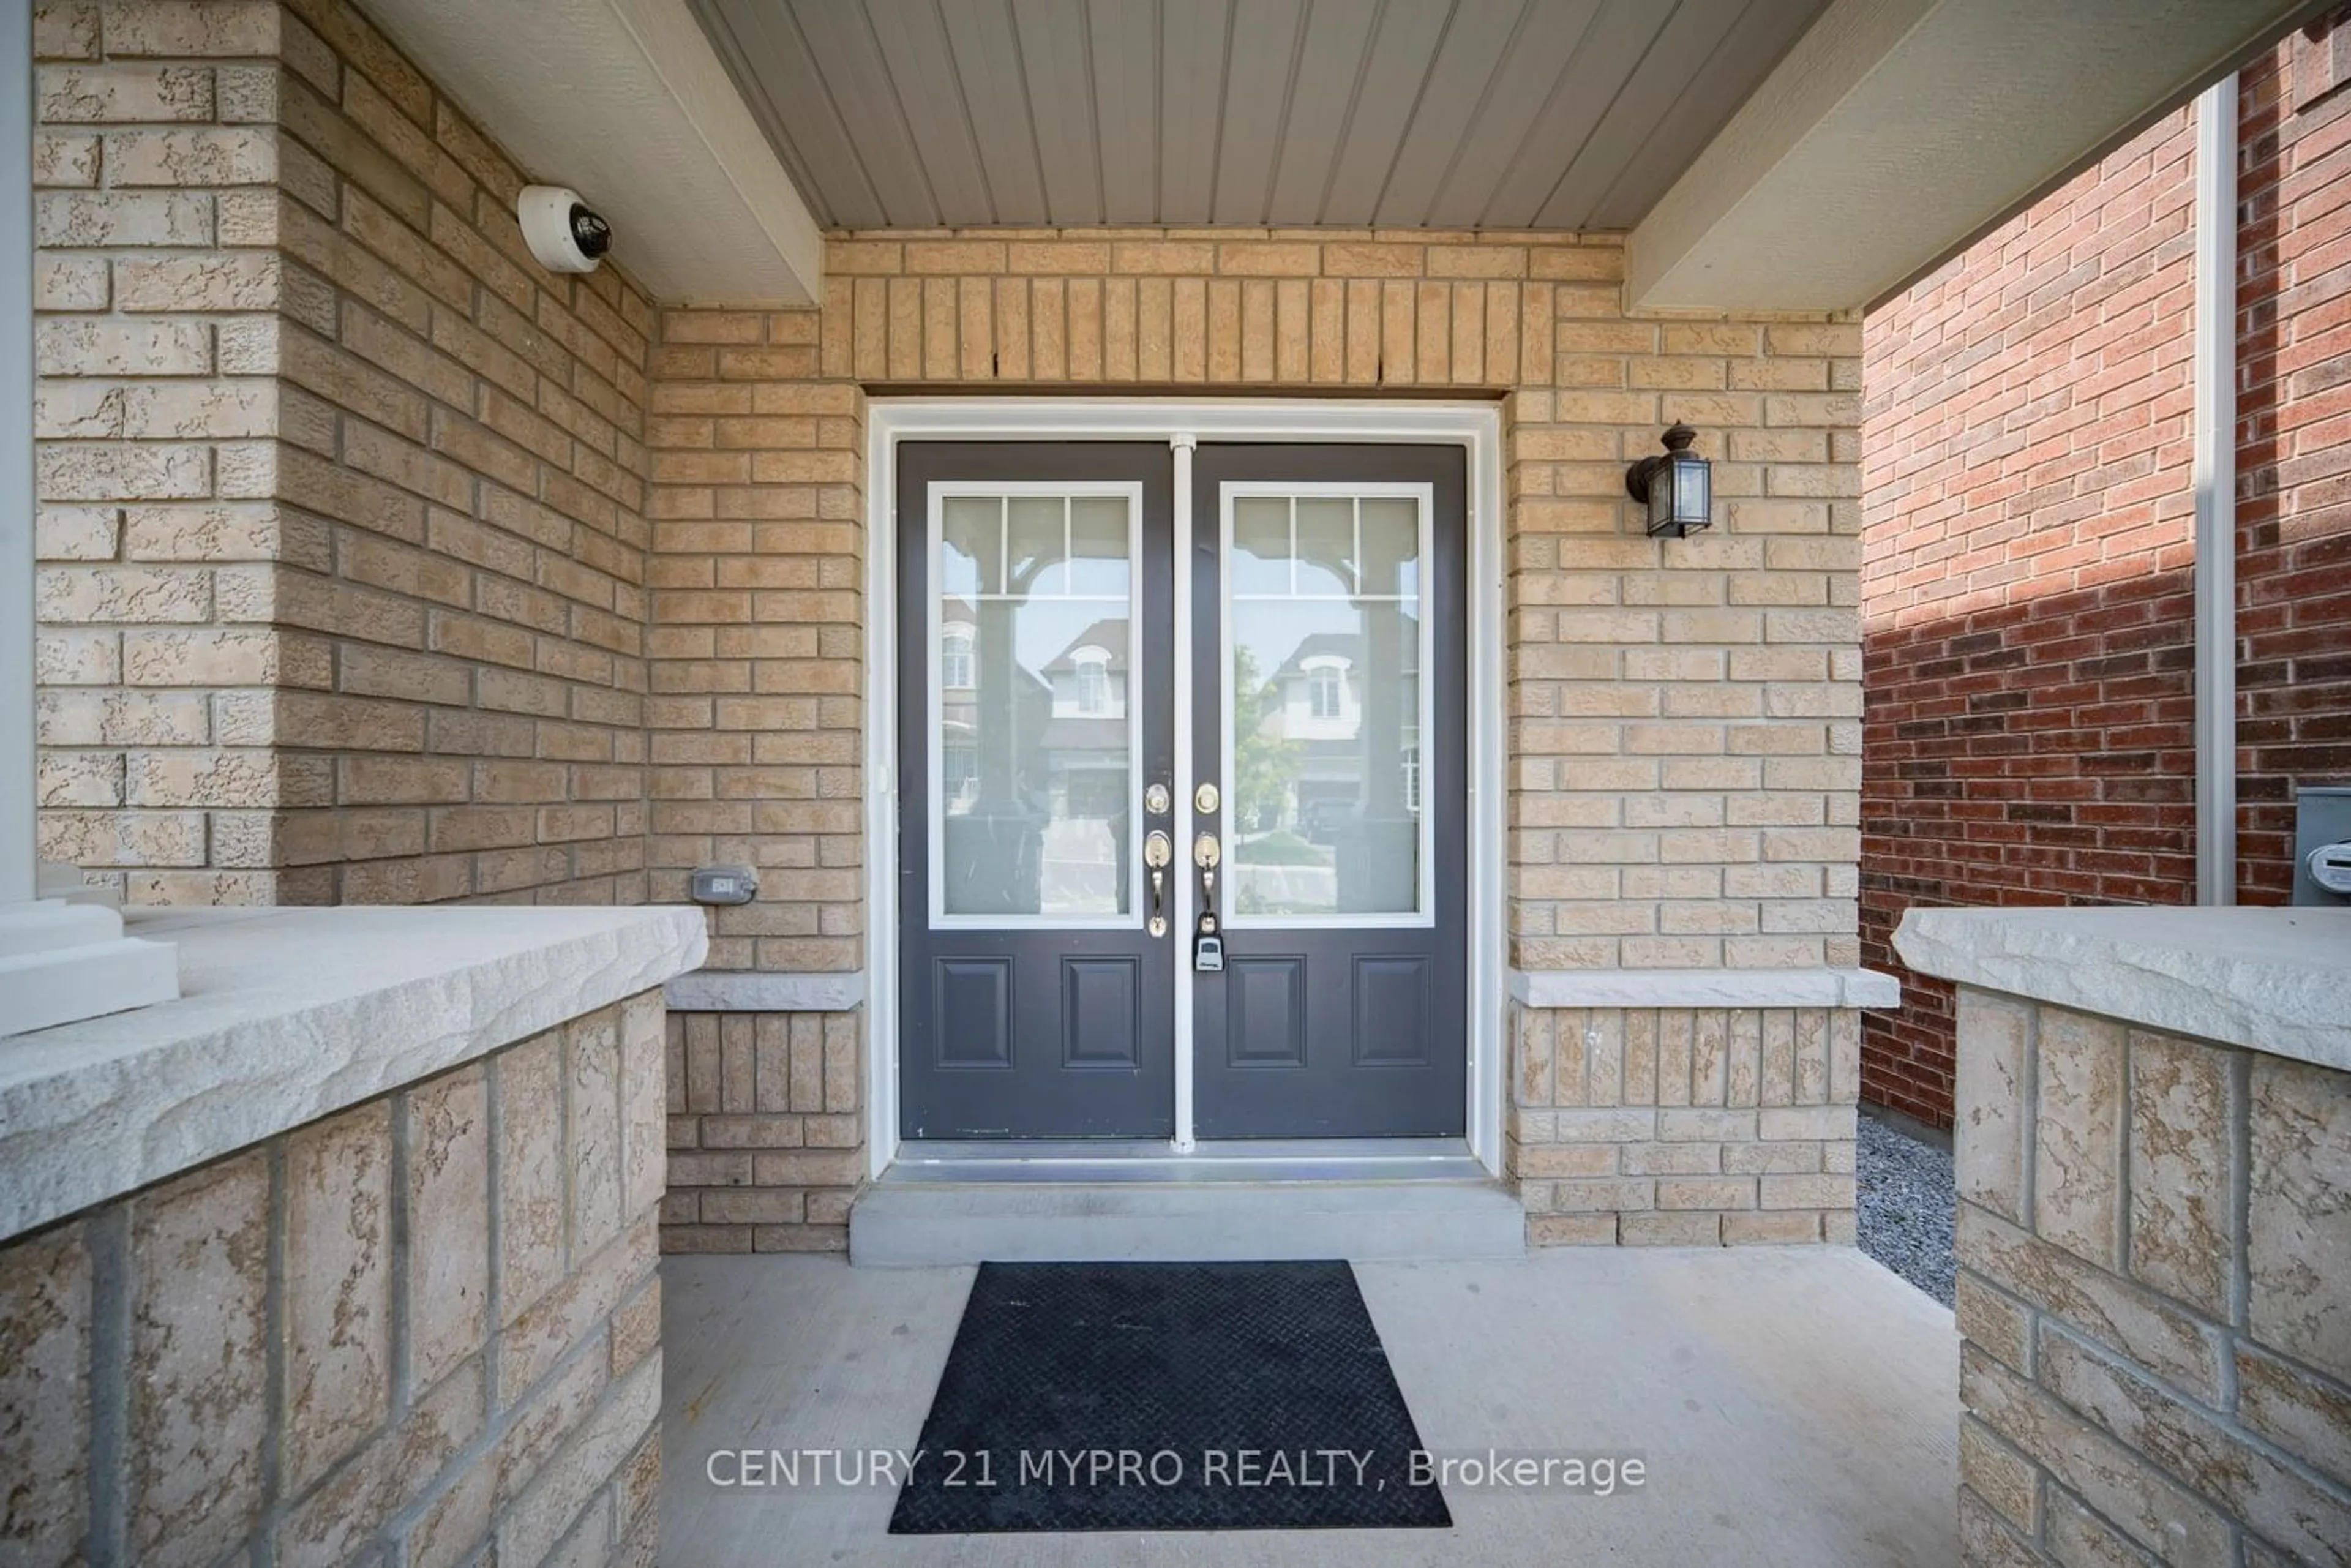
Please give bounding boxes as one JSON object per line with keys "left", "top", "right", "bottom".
{"left": 1856, "top": 1112, "right": 1956, "bottom": 1307}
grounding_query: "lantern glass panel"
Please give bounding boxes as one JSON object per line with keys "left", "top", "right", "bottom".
{"left": 1675, "top": 452, "right": 1710, "bottom": 530}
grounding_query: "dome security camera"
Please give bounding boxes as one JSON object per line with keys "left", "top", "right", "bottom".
{"left": 517, "top": 185, "right": 612, "bottom": 274}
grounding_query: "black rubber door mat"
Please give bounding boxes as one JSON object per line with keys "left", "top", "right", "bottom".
{"left": 888, "top": 1260, "right": 1452, "bottom": 1534}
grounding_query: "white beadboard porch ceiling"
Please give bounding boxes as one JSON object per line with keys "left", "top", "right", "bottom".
{"left": 688, "top": 0, "right": 1832, "bottom": 232}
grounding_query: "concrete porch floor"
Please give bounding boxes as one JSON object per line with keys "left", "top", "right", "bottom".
{"left": 661, "top": 1247, "right": 1959, "bottom": 1566}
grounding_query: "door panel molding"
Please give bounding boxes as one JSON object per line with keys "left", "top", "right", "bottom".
{"left": 864, "top": 400, "right": 1507, "bottom": 1176}
{"left": 895, "top": 441, "right": 1176, "bottom": 1141}
{"left": 1189, "top": 443, "right": 1468, "bottom": 1139}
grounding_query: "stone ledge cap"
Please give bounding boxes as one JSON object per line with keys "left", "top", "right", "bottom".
{"left": 665, "top": 970, "right": 865, "bottom": 1011}
{"left": 1508, "top": 967, "right": 1900, "bottom": 1010}
{"left": 0, "top": 905, "right": 707, "bottom": 1244}
{"left": 1893, "top": 906, "right": 2351, "bottom": 1070}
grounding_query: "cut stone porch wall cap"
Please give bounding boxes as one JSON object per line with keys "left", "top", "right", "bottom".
{"left": 1893, "top": 906, "right": 2351, "bottom": 1070}
{"left": 1507, "top": 967, "right": 1900, "bottom": 1010}
{"left": 664, "top": 970, "right": 864, "bottom": 1012}
{"left": 0, "top": 905, "right": 707, "bottom": 1245}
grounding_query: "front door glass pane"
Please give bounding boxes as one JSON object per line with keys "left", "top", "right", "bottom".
{"left": 1224, "top": 490, "right": 1428, "bottom": 922}
{"left": 935, "top": 489, "right": 1138, "bottom": 923}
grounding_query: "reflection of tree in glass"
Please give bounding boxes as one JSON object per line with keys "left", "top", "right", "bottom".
{"left": 1231, "top": 645, "right": 1299, "bottom": 836}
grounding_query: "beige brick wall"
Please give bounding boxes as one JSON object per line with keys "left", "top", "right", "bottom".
{"left": 26, "top": 6, "right": 1867, "bottom": 1249}
{"left": 650, "top": 232, "right": 1864, "bottom": 977}
{"left": 32, "top": 0, "right": 654, "bottom": 906}
{"left": 659, "top": 1008, "right": 863, "bottom": 1253}
{"left": 648, "top": 233, "right": 1863, "bottom": 1248}
{"left": 0, "top": 989, "right": 669, "bottom": 1567}
{"left": 1951, "top": 989, "right": 2351, "bottom": 1563}
{"left": 1510, "top": 1004, "right": 1860, "bottom": 1245}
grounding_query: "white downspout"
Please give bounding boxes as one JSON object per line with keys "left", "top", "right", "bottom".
{"left": 2194, "top": 74, "right": 2240, "bottom": 907}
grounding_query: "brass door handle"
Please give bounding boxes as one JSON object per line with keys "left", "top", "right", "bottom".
{"left": 1144, "top": 830, "right": 1172, "bottom": 937}
{"left": 1193, "top": 832, "right": 1220, "bottom": 915}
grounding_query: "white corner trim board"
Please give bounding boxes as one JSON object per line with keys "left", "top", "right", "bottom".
{"left": 1894, "top": 906, "right": 2351, "bottom": 1072}
{"left": 0, "top": 905, "right": 707, "bottom": 1245}
{"left": 1508, "top": 967, "right": 1902, "bottom": 1011}
{"left": 665, "top": 970, "right": 866, "bottom": 1011}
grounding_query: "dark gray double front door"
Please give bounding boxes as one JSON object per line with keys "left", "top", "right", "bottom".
{"left": 896, "top": 441, "right": 1466, "bottom": 1141}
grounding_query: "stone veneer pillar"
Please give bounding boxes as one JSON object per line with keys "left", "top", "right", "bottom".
{"left": 0, "top": 904, "right": 703, "bottom": 1567}
{"left": 1897, "top": 906, "right": 2351, "bottom": 1566}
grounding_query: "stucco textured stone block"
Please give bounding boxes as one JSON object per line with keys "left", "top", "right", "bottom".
{"left": 1954, "top": 988, "right": 2031, "bottom": 1224}
{"left": 1957, "top": 1486, "right": 2038, "bottom": 1567}
{"left": 2124, "top": 1027, "right": 2236, "bottom": 1318}
{"left": 1953, "top": 1272, "right": 2031, "bottom": 1375}
{"left": 497, "top": 1028, "right": 567, "bottom": 1321}
{"left": 2248, "top": 1055, "right": 2351, "bottom": 1386}
{"left": 105, "top": 127, "right": 277, "bottom": 187}
{"left": 2041, "top": 1487, "right": 2153, "bottom": 1567}
{"left": 274, "top": 1359, "right": 484, "bottom": 1567}
{"left": 2235, "top": 1343, "right": 2351, "bottom": 1492}
{"left": 1958, "top": 1415, "right": 2038, "bottom": 1537}
{"left": 1960, "top": 1202, "right": 2221, "bottom": 1403}
{"left": 1952, "top": 977, "right": 2351, "bottom": 1568}
{"left": 620, "top": 991, "right": 667, "bottom": 1217}
{"left": 1621, "top": 1212, "right": 1720, "bottom": 1245}
{"left": 0, "top": 983, "right": 670, "bottom": 1568}
{"left": 0, "top": 1225, "right": 91, "bottom": 1568}
{"left": 34, "top": 2, "right": 102, "bottom": 59}
{"left": 498, "top": 1357, "right": 659, "bottom": 1568}
{"left": 2037, "top": 1328, "right": 2351, "bottom": 1564}
{"left": 405, "top": 1061, "right": 490, "bottom": 1393}
{"left": 568, "top": 1008, "right": 623, "bottom": 1257}
{"left": 498, "top": 1215, "right": 653, "bottom": 1403}
{"left": 103, "top": 1, "right": 284, "bottom": 57}
{"left": 283, "top": 1100, "right": 392, "bottom": 1491}
{"left": 2031, "top": 1007, "right": 2125, "bottom": 1271}
{"left": 1960, "top": 1346, "right": 2231, "bottom": 1566}
{"left": 1722, "top": 1210, "right": 1823, "bottom": 1244}
{"left": 127, "top": 1152, "right": 271, "bottom": 1568}
{"left": 37, "top": 189, "right": 214, "bottom": 247}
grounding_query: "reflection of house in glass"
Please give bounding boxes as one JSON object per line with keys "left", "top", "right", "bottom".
{"left": 936, "top": 598, "right": 1130, "bottom": 918}
{"left": 1234, "top": 615, "right": 1421, "bottom": 915}
{"left": 1040, "top": 620, "right": 1133, "bottom": 822}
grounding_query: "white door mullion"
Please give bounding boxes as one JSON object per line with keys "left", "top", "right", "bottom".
{"left": 1171, "top": 433, "right": 1198, "bottom": 1152}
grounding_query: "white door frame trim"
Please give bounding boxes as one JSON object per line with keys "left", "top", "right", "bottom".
{"left": 863, "top": 397, "right": 1507, "bottom": 1179}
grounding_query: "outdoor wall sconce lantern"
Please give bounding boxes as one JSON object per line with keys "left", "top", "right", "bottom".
{"left": 1626, "top": 422, "right": 1712, "bottom": 538}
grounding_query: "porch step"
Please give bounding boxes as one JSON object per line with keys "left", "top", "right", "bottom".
{"left": 848, "top": 1180, "right": 1527, "bottom": 1266}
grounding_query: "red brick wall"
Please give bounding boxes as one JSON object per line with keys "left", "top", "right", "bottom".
{"left": 2238, "top": 31, "right": 2351, "bottom": 901}
{"left": 1861, "top": 23, "right": 2351, "bottom": 1127}
{"left": 1859, "top": 113, "right": 2202, "bottom": 1127}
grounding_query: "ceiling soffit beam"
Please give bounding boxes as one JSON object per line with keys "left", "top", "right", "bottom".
{"left": 1626, "top": 0, "right": 2319, "bottom": 314}
{"left": 362, "top": 0, "right": 822, "bottom": 306}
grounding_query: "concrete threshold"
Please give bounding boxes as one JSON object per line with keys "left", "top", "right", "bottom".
{"left": 849, "top": 1179, "right": 1527, "bottom": 1266}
